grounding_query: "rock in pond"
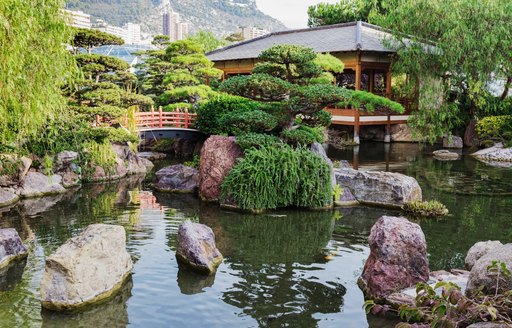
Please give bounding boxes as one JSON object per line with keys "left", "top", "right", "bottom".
{"left": 465, "top": 240, "right": 503, "bottom": 270}
{"left": 55, "top": 151, "right": 78, "bottom": 172}
{"left": 199, "top": 136, "right": 243, "bottom": 202}
{"left": 467, "top": 323, "right": 511, "bottom": 328}
{"left": 19, "top": 172, "right": 66, "bottom": 198}
{"left": 176, "top": 221, "right": 223, "bottom": 275}
{"left": 472, "top": 143, "right": 512, "bottom": 166}
{"left": 138, "top": 152, "right": 167, "bottom": 161}
{"left": 0, "top": 154, "right": 32, "bottom": 187}
{"left": 0, "top": 228, "right": 29, "bottom": 269}
{"left": 433, "top": 149, "right": 460, "bottom": 161}
{"left": 334, "top": 168, "right": 422, "bottom": 208}
{"left": 40, "top": 224, "right": 133, "bottom": 311}
{"left": 443, "top": 135, "right": 463, "bottom": 149}
{"left": 154, "top": 164, "right": 199, "bottom": 193}
{"left": 358, "top": 216, "right": 429, "bottom": 300}
{"left": 0, "top": 188, "right": 20, "bottom": 208}
{"left": 311, "top": 142, "right": 336, "bottom": 188}
{"left": 466, "top": 243, "right": 512, "bottom": 296}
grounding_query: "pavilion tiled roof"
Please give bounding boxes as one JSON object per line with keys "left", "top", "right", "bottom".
{"left": 207, "top": 21, "right": 396, "bottom": 62}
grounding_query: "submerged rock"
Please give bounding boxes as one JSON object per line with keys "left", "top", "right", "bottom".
{"left": 433, "top": 149, "right": 460, "bottom": 161}
{"left": 199, "top": 136, "right": 243, "bottom": 202}
{"left": 40, "top": 224, "right": 133, "bottom": 311}
{"left": 358, "top": 216, "right": 429, "bottom": 300}
{"left": 176, "top": 221, "right": 223, "bottom": 275}
{"left": 154, "top": 164, "right": 199, "bottom": 193}
{"left": 19, "top": 172, "right": 66, "bottom": 198}
{"left": 466, "top": 243, "right": 512, "bottom": 296}
{"left": 0, "top": 188, "right": 19, "bottom": 208}
{"left": 0, "top": 228, "right": 29, "bottom": 269}
{"left": 465, "top": 240, "right": 503, "bottom": 270}
{"left": 334, "top": 168, "right": 422, "bottom": 208}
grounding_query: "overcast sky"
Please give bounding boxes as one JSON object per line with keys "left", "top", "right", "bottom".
{"left": 255, "top": 0, "right": 340, "bottom": 29}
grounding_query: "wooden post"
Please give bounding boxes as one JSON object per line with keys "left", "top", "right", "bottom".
{"left": 355, "top": 52, "right": 362, "bottom": 91}
{"left": 95, "top": 115, "right": 101, "bottom": 126}
{"left": 184, "top": 108, "right": 189, "bottom": 129}
{"left": 385, "top": 65, "right": 392, "bottom": 99}
{"left": 354, "top": 109, "right": 360, "bottom": 145}
{"left": 369, "top": 69, "right": 374, "bottom": 93}
{"left": 158, "top": 106, "right": 163, "bottom": 128}
{"left": 385, "top": 115, "right": 391, "bottom": 143}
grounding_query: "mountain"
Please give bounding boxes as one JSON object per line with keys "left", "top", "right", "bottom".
{"left": 65, "top": 0, "right": 286, "bottom": 35}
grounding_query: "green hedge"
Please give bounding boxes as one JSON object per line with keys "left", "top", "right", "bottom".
{"left": 280, "top": 125, "right": 325, "bottom": 146}
{"left": 221, "top": 145, "right": 332, "bottom": 210}
{"left": 475, "top": 115, "right": 512, "bottom": 143}
{"left": 220, "top": 110, "right": 278, "bottom": 135}
{"left": 235, "top": 133, "right": 283, "bottom": 151}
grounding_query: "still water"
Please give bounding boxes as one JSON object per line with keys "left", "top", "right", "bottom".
{"left": 1, "top": 142, "right": 511, "bottom": 328}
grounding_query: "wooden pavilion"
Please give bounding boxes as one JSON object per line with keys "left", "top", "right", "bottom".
{"left": 207, "top": 21, "right": 415, "bottom": 144}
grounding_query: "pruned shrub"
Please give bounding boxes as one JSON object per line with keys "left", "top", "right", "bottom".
{"left": 220, "top": 110, "right": 278, "bottom": 135}
{"left": 235, "top": 133, "right": 283, "bottom": 151}
{"left": 475, "top": 115, "right": 512, "bottom": 144}
{"left": 221, "top": 145, "right": 332, "bottom": 210}
{"left": 280, "top": 125, "right": 325, "bottom": 146}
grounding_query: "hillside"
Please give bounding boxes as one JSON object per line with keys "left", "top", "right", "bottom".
{"left": 65, "top": 0, "right": 286, "bottom": 35}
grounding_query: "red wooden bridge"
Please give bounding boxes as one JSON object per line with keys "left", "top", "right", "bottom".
{"left": 130, "top": 108, "right": 197, "bottom": 130}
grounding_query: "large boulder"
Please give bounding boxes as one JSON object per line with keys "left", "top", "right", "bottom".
{"left": 465, "top": 240, "right": 503, "bottom": 270}
{"left": 433, "top": 149, "right": 460, "bottom": 161}
{"left": 391, "top": 124, "right": 421, "bottom": 142}
{"left": 176, "top": 221, "right": 223, "bottom": 275}
{"left": 199, "top": 136, "right": 243, "bottom": 202}
{"left": 464, "top": 120, "right": 479, "bottom": 147}
{"left": 40, "top": 224, "right": 133, "bottom": 311}
{"left": 466, "top": 243, "right": 512, "bottom": 296}
{"left": 443, "top": 135, "right": 463, "bottom": 149}
{"left": 0, "top": 188, "right": 19, "bottom": 208}
{"left": 334, "top": 168, "right": 422, "bottom": 208}
{"left": 0, "top": 155, "right": 32, "bottom": 187}
{"left": 311, "top": 142, "right": 336, "bottom": 188}
{"left": 154, "top": 164, "right": 199, "bottom": 193}
{"left": 358, "top": 216, "right": 429, "bottom": 300}
{"left": 54, "top": 151, "right": 78, "bottom": 172}
{"left": 472, "top": 143, "right": 512, "bottom": 166}
{"left": 0, "top": 228, "right": 29, "bottom": 269}
{"left": 19, "top": 172, "right": 66, "bottom": 198}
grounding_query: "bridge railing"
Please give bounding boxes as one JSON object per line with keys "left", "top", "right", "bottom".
{"left": 126, "top": 107, "right": 197, "bottom": 130}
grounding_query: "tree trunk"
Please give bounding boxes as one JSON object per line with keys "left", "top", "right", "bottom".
{"left": 500, "top": 76, "right": 512, "bottom": 100}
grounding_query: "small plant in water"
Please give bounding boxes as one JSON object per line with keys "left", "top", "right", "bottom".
{"left": 402, "top": 200, "right": 449, "bottom": 217}
{"left": 183, "top": 155, "right": 200, "bottom": 169}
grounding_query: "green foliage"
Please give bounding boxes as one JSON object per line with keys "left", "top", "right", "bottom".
{"left": 344, "top": 90, "right": 405, "bottom": 113}
{"left": 280, "top": 126, "right": 326, "bottom": 146}
{"left": 75, "top": 54, "right": 130, "bottom": 81}
{"left": 307, "top": 0, "right": 384, "bottom": 26}
{"left": 477, "top": 96, "right": 512, "bottom": 118}
{"left": 475, "top": 115, "right": 512, "bottom": 144}
{"left": 0, "top": 0, "right": 77, "bottom": 147}
{"left": 71, "top": 27, "right": 124, "bottom": 54}
{"left": 219, "top": 110, "right": 278, "bottom": 135}
{"left": 235, "top": 133, "right": 283, "bottom": 151}
{"left": 151, "top": 139, "right": 175, "bottom": 153}
{"left": 152, "top": 35, "right": 170, "bottom": 50}
{"left": 409, "top": 102, "right": 463, "bottom": 144}
{"left": 402, "top": 200, "right": 449, "bottom": 217}
{"left": 138, "top": 39, "right": 223, "bottom": 106}
{"left": 81, "top": 140, "right": 118, "bottom": 179}
{"left": 163, "top": 103, "right": 193, "bottom": 111}
{"left": 187, "top": 30, "right": 229, "bottom": 53}
{"left": 219, "top": 74, "right": 294, "bottom": 102}
{"left": 221, "top": 145, "right": 332, "bottom": 210}
{"left": 195, "top": 94, "right": 262, "bottom": 135}
{"left": 183, "top": 155, "right": 200, "bottom": 169}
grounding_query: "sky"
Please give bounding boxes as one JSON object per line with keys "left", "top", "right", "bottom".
{"left": 255, "top": 0, "right": 340, "bottom": 29}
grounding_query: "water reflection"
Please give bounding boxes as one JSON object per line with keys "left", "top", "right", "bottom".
{"left": 0, "top": 258, "right": 27, "bottom": 291}
{"left": 177, "top": 264, "right": 215, "bottom": 295}
{"left": 41, "top": 279, "right": 132, "bottom": 328}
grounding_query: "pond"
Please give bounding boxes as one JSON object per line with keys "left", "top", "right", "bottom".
{"left": 1, "top": 142, "right": 512, "bottom": 328}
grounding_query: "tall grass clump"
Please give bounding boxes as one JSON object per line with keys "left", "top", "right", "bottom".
{"left": 221, "top": 145, "right": 332, "bottom": 210}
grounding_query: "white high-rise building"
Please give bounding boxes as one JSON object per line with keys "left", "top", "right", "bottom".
{"left": 163, "top": 8, "right": 190, "bottom": 41}
{"left": 62, "top": 9, "right": 92, "bottom": 29}
{"left": 124, "top": 23, "right": 141, "bottom": 45}
{"left": 238, "top": 27, "right": 269, "bottom": 40}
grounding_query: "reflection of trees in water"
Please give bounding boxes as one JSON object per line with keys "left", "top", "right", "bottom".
{"left": 198, "top": 208, "right": 346, "bottom": 327}
{"left": 0, "top": 258, "right": 27, "bottom": 291}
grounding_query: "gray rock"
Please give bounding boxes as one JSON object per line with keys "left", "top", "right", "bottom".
{"left": 21, "top": 194, "right": 67, "bottom": 217}
{"left": 138, "top": 152, "right": 167, "bottom": 161}
{"left": 61, "top": 172, "right": 80, "bottom": 188}
{"left": 311, "top": 142, "right": 336, "bottom": 188}
{"left": 467, "top": 323, "right": 510, "bottom": 328}
{"left": 55, "top": 151, "right": 78, "bottom": 172}
{"left": 443, "top": 135, "right": 463, "bottom": 148}
{"left": 0, "top": 155, "right": 32, "bottom": 187}
{"left": 433, "top": 149, "right": 460, "bottom": 161}
{"left": 0, "top": 188, "right": 19, "bottom": 208}
{"left": 176, "top": 221, "right": 223, "bottom": 274}
{"left": 465, "top": 241, "right": 503, "bottom": 270}
{"left": 139, "top": 158, "right": 154, "bottom": 171}
{"left": 472, "top": 143, "right": 512, "bottom": 165}
{"left": 19, "top": 172, "right": 66, "bottom": 198}
{"left": 334, "top": 184, "right": 359, "bottom": 207}
{"left": 40, "top": 224, "right": 133, "bottom": 311}
{"left": 358, "top": 216, "right": 429, "bottom": 300}
{"left": 391, "top": 124, "right": 422, "bottom": 142}
{"left": 466, "top": 243, "right": 512, "bottom": 296}
{"left": 0, "top": 228, "right": 28, "bottom": 269}
{"left": 154, "top": 164, "right": 199, "bottom": 193}
{"left": 334, "top": 168, "right": 422, "bottom": 208}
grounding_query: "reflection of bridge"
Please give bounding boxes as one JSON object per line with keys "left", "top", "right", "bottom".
{"left": 131, "top": 109, "right": 204, "bottom": 141}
